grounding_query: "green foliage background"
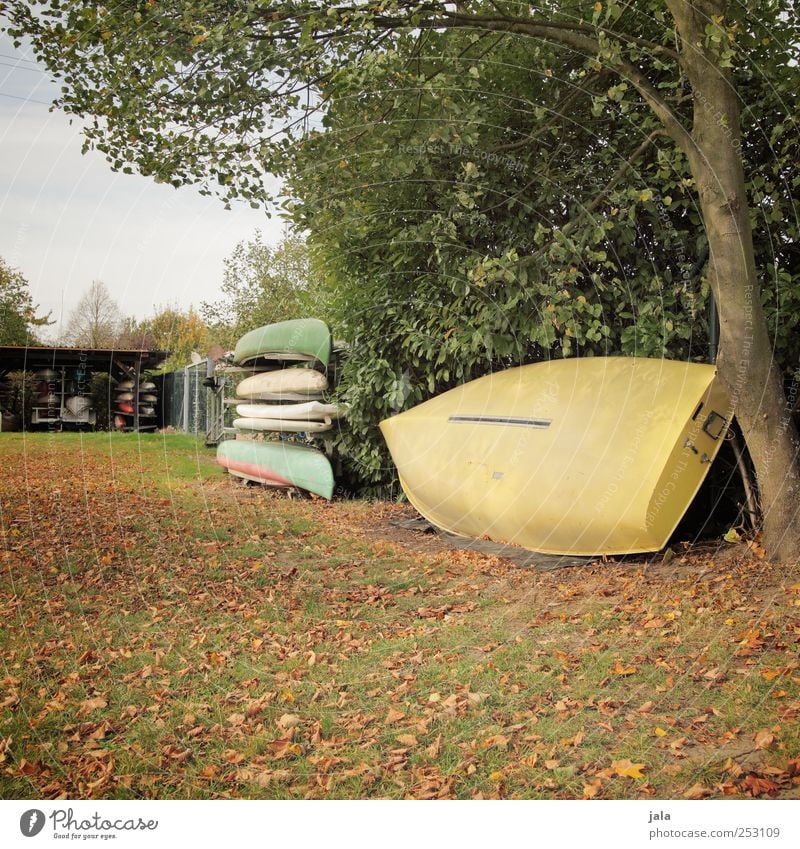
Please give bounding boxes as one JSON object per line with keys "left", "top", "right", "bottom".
{"left": 0, "top": 257, "right": 51, "bottom": 345}
{"left": 281, "top": 13, "right": 799, "bottom": 491}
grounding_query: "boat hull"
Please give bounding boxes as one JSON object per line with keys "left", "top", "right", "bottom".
{"left": 235, "top": 401, "right": 343, "bottom": 421}
{"left": 217, "top": 439, "right": 334, "bottom": 499}
{"left": 236, "top": 368, "right": 328, "bottom": 400}
{"left": 379, "top": 357, "right": 731, "bottom": 555}
{"left": 234, "top": 319, "right": 332, "bottom": 368}
{"left": 232, "top": 417, "right": 332, "bottom": 433}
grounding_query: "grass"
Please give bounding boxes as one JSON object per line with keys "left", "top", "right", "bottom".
{"left": 0, "top": 432, "right": 798, "bottom": 799}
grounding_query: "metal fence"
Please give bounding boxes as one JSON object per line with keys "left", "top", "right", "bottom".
{"left": 162, "top": 361, "right": 226, "bottom": 444}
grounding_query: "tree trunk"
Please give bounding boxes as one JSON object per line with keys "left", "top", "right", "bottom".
{"left": 669, "top": 0, "right": 800, "bottom": 561}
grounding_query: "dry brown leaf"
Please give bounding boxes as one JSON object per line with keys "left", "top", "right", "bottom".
{"left": 683, "top": 783, "right": 712, "bottom": 799}
{"left": 754, "top": 729, "right": 776, "bottom": 749}
{"left": 426, "top": 734, "right": 442, "bottom": 758}
{"left": 276, "top": 713, "right": 301, "bottom": 731}
{"left": 482, "top": 734, "right": 510, "bottom": 750}
{"left": 77, "top": 696, "right": 108, "bottom": 717}
{"left": 385, "top": 707, "right": 405, "bottom": 725}
{"left": 582, "top": 779, "right": 603, "bottom": 798}
{"left": 741, "top": 774, "right": 780, "bottom": 797}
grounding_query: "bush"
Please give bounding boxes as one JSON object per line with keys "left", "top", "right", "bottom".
{"left": 90, "top": 372, "right": 113, "bottom": 430}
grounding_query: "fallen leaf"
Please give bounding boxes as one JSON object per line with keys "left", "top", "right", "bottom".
{"left": 612, "top": 759, "right": 646, "bottom": 779}
{"left": 583, "top": 779, "right": 603, "bottom": 798}
{"left": 77, "top": 696, "right": 108, "bottom": 717}
{"left": 276, "top": 713, "right": 301, "bottom": 731}
{"left": 425, "top": 734, "right": 442, "bottom": 758}
{"left": 481, "top": 734, "right": 509, "bottom": 751}
{"left": 683, "top": 783, "right": 712, "bottom": 799}
{"left": 384, "top": 707, "right": 405, "bottom": 725}
{"left": 396, "top": 734, "right": 418, "bottom": 747}
{"left": 741, "top": 774, "right": 780, "bottom": 797}
{"left": 754, "top": 729, "right": 775, "bottom": 749}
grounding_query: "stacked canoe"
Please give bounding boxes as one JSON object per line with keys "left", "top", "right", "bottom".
{"left": 218, "top": 319, "right": 344, "bottom": 499}
{"left": 31, "top": 367, "right": 96, "bottom": 426}
{"left": 113, "top": 378, "right": 158, "bottom": 430}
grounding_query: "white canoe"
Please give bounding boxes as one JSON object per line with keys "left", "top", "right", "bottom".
{"left": 233, "top": 417, "right": 333, "bottom": 433}
{"left": 236, "top": 368, "right": 328, "bottom": 399}
{"left": 240, "top": 391, "right": 325, "bottom": 402}
{"left": 65, "top": 395, "right": 92, "bottom": 415}
{"left": 235, "top": 401, "right": 344, "bottom": 421}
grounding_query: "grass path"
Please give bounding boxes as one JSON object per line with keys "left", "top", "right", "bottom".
{"left": 1, "top": 433, "right": 798, "bottom": 799}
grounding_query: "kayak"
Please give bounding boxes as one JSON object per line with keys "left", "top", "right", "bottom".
{"left": 236, "top": 368, "right": 328, "bottom": 399}
{"left": 217, "top": 438, "right": 334, "bottom": 499}
{"left": 235, "top": 401, "right": 344, "bottom": 421}
{"left": 232, "top": 417, "right": 333, "bottom": 433}
{"left": 234, "top": 318, "right": 332, "bottom": 368}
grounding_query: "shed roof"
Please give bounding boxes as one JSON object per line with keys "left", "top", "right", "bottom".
{"left": 0, "top": 345, "right": 169, "bottom": 375}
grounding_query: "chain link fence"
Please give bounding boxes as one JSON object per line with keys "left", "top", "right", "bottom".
{"left": 162, "top": 361, "right": 226, "bottom": 442}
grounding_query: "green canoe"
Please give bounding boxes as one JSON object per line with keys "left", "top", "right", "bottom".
{"left": 217, "top": 438, "right": 334, "bottom": 499}
{"left": 234, "top": 319, "right": 332, "bottom": 368}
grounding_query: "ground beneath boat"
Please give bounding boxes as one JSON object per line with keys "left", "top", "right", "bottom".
{"left": 341, "top": 500, "right": 753, "bottom": 576}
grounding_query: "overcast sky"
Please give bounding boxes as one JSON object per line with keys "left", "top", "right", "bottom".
{"left": 0, "top": 35, "right": 284, "bottom": 341}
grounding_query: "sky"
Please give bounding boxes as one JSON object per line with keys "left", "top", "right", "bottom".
{"left": 0, "top": 34, "right": 284, "bottom": 341}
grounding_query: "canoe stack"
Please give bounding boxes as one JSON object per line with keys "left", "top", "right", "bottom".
{"left": 113, "top": 378, "right": 158, "bottom": 431}
{"left": 217, "top": 318, "right": 344, "bottom": 500}
{"left": 32, "top": 367, "right": 95, "bottom": 424}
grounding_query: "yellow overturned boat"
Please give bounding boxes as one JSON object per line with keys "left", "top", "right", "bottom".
{"left": 379, "top": 357, "right": 731, "bottom": 556}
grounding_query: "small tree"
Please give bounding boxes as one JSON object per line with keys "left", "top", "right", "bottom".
{"left": 139, "top": 305, "right": 211, "bottom": 370}
{"left": 63, "top": 280, "right": 121, "bottom": 348}
{"left": 0, "top": 257, "right": 50, "bottom": 345}
{"left": 201, "top": 233, "right": 322, "bottom": 349}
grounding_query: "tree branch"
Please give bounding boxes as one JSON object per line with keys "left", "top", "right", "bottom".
{"left": 369, "top": 11, "right": 695, "bottom": 158}
{"left": 519, "top": 127, "right": 669, "bottom": 268}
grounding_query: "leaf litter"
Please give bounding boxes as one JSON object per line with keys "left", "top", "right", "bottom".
{"left": 0, "top": 434, "right": 798, "bottom": 799}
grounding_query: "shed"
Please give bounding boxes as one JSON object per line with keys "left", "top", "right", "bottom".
{"left": 0, "top": 345, "right": 169, "bottom": 432}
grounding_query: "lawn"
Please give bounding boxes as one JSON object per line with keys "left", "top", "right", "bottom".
{"left": 1, "top": 432, "right": 798, "bottom": 799}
